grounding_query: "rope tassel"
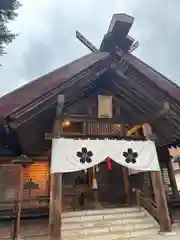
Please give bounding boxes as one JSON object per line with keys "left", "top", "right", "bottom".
{"left": 106, "top": 157, "right": 112, "bottom": 171}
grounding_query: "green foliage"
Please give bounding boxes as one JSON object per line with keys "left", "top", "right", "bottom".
{"left": 0, "top": 0, "right": 21, "bottom": 56}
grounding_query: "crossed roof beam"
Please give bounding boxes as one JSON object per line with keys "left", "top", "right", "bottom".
{"left": 75, "top": 13, "right": 142, "bottom": 125}
{"left": 76, "top": 13, "right": 171, "bottom": 142}
{"left": 76, "top": 13, "right": 139, "bottom": 54}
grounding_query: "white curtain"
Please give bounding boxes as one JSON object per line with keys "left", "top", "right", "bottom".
{"left": 51, "top": 138, "right": 160, "bottom": 173}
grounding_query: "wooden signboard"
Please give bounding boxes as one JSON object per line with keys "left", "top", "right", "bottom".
{"left": 98, "top": 95, "right": 113, "bottom": 118}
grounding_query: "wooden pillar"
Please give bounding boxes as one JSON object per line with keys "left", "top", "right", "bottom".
{"left": 13, "top": 165, "right": 23, "bottom": 240}
{"left": 122, "top": 167, "right": 130, "bottom": 205}
{"left": 142, "top": 123, "right": 172, "bottom": 232}
{"left": 92, "top": 166, "right": 100, "bottom": 207}
{"left": 121, "top": 124, "right": 130, "bottom": 205}
{"left": 49, "top": 173, "right": 62, "bottom": 239}
{"left": 49, "top": 95, "right": 64, "bottom": 240}
{"left": 167, "top": 159, "right": 179, "bottom": 198}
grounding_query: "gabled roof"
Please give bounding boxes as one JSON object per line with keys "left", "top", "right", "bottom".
{"left": 0, "top": 50, "right": 180, "bottom": 153}
{"left": 0, "top": 52, "right": 108, "bottom": 119}
{"left": 127, "top": 54, "right": 180, "bottom": 103}
{"left": 1, "top": 13, "right": 180, "bottom": 155}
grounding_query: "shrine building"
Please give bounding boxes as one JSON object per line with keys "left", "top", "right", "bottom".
{"left": 0, "top": 13, "right": 180, "bottom": 239}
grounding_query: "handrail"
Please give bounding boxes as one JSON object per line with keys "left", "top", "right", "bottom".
{"left": 0, "top": 197, "right": 50, "bottom": 239}
{"left": 136, "top": 190, "right": 159, "bottom": 223}
{"left": 0, "top": 196, "right": 49, "bottom": 205}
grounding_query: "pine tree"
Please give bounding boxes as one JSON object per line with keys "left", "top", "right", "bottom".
{"left": 0, "top": 0, "right": 21, "bottom": 56}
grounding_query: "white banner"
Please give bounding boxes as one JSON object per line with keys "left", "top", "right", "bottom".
{"left": 51, "top": 138, "right": 160, "bottom": 173}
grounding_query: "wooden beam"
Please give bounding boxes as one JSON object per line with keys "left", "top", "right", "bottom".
{"left": 126, "top": 101, "right": 170, "bottom": 137}
{"left": 49, "top": 115, "right": 139, "bottom": 124}
{"left": 15, "top": 166, "right": 23, "bottom": 240}
{"left": 76, "top": 31, "right": 98, "bottom": 52}
{"left": 121, "top": 124, "right": 130, "bottom": 205}
{"left": 142, "top": 123, "right": 172, "bottom": 232}
{"left": 49, "top": 95, "right": 64, "bottom": 240}
{"left": 45, "top": 132, "right": 145, "bottom": 141}
{"left": 122, "top": 166, "right": 130, "bottom": 205}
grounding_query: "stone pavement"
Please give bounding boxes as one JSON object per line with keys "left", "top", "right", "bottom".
{"left": 23, "top": 232, "right": 180, "bottom": 240}
{"left": 131, "top": 228, "right": 180, "bottom": 240}
{"left": 1, "top": 231, "right": 180, "bottom": 240}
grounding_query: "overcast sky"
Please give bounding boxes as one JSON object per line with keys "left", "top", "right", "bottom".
{"left": 0, "top": 0, "right": 180, "bottom": 97}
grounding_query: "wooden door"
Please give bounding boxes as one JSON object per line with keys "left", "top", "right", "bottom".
{"left": 96, "top": 161, "right": 126, "bottom": 206}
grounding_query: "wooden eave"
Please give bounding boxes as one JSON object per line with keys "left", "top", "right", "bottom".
{"left": 0, "top": 52, "right": 109, "bottom": 119}
{"left": 6, "top": 53, "right": 112, "bottom": 127}
{"left": 126, "top": 53, "right": 180, "bottom": 103}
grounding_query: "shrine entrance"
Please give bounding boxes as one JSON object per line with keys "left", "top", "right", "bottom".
{"left": 62, "top": 161, "right": 126, "bottom": 211}
{"left": 96, "top": 161, "right": 126, "bottom": 207}
{"left": 52, "top": 137, "right": 160, "bottom": 213}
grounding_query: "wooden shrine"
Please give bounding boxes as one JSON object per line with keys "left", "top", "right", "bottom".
{"left": 0, "top": 13, "right": 180, "bottom": 239}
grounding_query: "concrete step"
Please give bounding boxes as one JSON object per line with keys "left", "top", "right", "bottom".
{"left": 62, "top": 207, "right": 141, "bottom": 218}
{"left": 62, "top": 207, "right": 159, "bottom": 239}
{"left": 63, "top": 228, "right": 158, "bottom": 240}
{"left": 62, "top": 221, "right": 158, "bottom": 237}
{"left": 62, "top": 207, "right": 147, "bottom": 223}
{"left": 62, "top": 215, "right": 154, "bottom": 230}
{"left": 0, "top": 207, "right": 159, "bottom": 239}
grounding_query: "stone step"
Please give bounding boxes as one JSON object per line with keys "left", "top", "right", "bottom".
{"left": 63, "top": 227, "right": 158, "bottom": 240}
{"left": 0, "top": 207, "right": 159, "bottom": 239}
{"left": 62, "top": 215, "right": 154, "bottom": 230}
{"left": 62, "top": 207, "right": 141, "bottom": 218}
{"left": 24, "top": 236, "right": 48, "bottom": 240}
{"left": 62, "top": 207, "right": 147, "bottom": 223}
{"left": 62, "top": 221, "right": 158, "bottom": 237}
{"left": 61, "top": 207, "right": 159, "bottom": 239}
{"left": 62, "top": 211, "right": 146, "bottom": 223}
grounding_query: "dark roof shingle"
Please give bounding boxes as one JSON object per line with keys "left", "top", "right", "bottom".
{"left": 0, "top": 52, "right": 108, "bottom": 118}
